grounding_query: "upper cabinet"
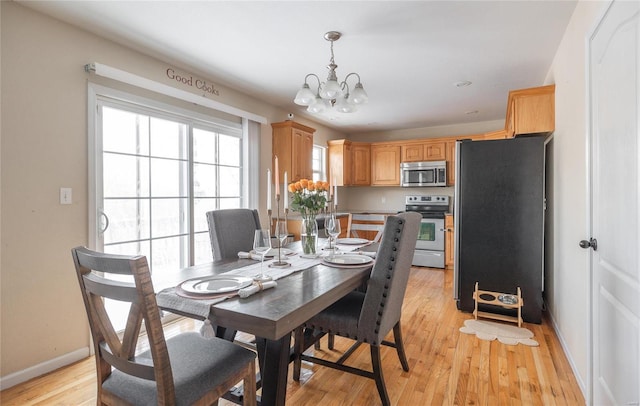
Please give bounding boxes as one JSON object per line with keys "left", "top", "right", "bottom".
{"left": 328, "top": 139, "right": 352, "bottom": 186}
{"left": 371, "top": 144, "right": 401, "bottom": 186}
{"left": 505, "top": 84, "right": 555, "bottom": 137}
{"left": 401, "top": 140, "right": 446, "bottom": 162}
{"left": 328, "top": 140, "right": 371, "bottom": 186}
{"left": 351, "top": 142, "right": 371, "bottom": 186}
{"left": 325, "top": 85, "right": 554, "bottom": 188}
{"left": 445, "top": 141, "right": 456, "bottom": 186}
{"left": 272, "top": 121, "right": 315, "bottom": 182}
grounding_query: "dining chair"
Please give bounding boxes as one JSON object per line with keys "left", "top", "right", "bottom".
{"left": 346, "top": 213, "right": 387, "bottom": 242}
{"left": 206, "top": 209, "right": 261, "bottom": 261}
{"left": 71, "top": 246, "right": 257, "bottom": 406}
{"left": 292, "top": 212, "right": 421, "bottom": 406}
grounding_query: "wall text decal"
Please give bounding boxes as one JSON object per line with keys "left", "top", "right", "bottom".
{"left": 166, "top": 68, "right": 220, "bottom": 96}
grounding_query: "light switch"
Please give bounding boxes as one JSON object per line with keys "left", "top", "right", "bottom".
{"left": 60, "top": 188, "right": 72, "bottom": 205}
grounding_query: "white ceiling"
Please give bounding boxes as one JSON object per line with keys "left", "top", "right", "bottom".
{"left": 18, "top": 1, "right": 577, "bottom": 134}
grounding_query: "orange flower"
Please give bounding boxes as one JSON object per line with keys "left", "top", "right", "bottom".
{"left": 300, "top": 179, "right": 309, "bottom": 189}
{"left": 308, "top": 181, "right": 316, "bottom": 191}
{"left": 287, "top": 183, "right": 296, "bottom": 193}
{"left": 294, "top": 181, "right": 302, "bottom": 191}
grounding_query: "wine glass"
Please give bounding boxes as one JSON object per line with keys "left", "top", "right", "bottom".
{"left": 326, "top": 216, "right": 341, "bottom": 253}
{"left": 253, "top": 229, "right": 272, "bottom": 281}
{"left": 274, "top": 220, "right": 289, "bottom": 263}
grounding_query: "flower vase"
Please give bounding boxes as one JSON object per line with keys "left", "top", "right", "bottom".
{"left": 300, "top": 216, "right": 318, "bottom": 255}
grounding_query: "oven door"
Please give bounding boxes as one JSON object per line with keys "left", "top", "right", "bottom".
{"left": 415, "top": 217, "right": 445, "bottom": 251}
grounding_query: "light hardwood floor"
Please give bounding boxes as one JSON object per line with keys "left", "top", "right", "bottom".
{"left": 1, "top": 267, "right": 585, "bottom": 405}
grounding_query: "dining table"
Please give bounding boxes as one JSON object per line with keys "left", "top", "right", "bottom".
{"left": 155, "top": 241, "right": 376, "bottom": 406}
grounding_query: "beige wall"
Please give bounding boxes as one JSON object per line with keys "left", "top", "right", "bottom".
{"left": 0, "top": 2, "right": 344, "bottom": 382}
{"left": 543, "top": 0, "right": 610, "bottom": 395}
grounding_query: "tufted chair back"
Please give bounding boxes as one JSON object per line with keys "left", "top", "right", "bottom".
{"left": 357, "top": 211, "right": 421, "bottom": 344}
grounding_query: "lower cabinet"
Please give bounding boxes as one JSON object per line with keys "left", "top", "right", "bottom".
{"left": 445, "top": 214, "right": 454, "bottom": 268}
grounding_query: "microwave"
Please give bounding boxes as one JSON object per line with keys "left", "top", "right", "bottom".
{"left": 400, "top": 161, "right": 447, "bottom": 187}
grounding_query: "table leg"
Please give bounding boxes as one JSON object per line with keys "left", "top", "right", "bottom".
{"left": 255, "top": 334, "right": 291, "bottom": 406}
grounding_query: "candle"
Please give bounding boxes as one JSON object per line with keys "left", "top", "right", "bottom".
{"left": 266, "top": 168, "right": 272, "bottom": 211}
{"left": 333, "top": 176, "right": 338, "bottom": 207}
{"left": 274, "top": 156, "right": 280, "bottom": 196}
{"left": 283, "top": 171, "right": 288, "bottom": 209}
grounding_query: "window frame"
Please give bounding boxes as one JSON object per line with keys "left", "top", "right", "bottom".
{"left": 88, "top": 83, "right": 255, "bottom": 266}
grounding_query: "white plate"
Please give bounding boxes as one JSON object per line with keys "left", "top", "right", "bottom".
{"left": 254, "top": 248, "right": 294, "bottom": 258}
{"left": 180, "top": 275, "right": 253, "bottom": 294}
{"left": 336, "top": 238, "right": 370, "bottom": 245}
{"left": 323, "top": 254, "right": 374, "bottom": 266}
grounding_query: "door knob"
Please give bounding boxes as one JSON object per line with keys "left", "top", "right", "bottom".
{"left": 579, "top": 238, "right": 597, "bottom": 251}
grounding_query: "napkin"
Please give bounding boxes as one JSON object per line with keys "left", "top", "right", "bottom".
{"left": 238, "top": 251, "right": 263, "bottom": 261}
{"left": 238, "top": 280, "right": 277, "bottom": 298}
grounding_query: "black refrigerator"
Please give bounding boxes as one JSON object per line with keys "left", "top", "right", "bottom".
{"left": 454, "top": 136, "right": 544, "bottom": 324}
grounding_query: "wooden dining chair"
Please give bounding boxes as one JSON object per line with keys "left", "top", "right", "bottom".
{"left": 292, "top": 212, "right": 421, "bottom": 406}
{"left": 346, "top": 213, "right": 387, "bottom": 242}
{"left": 71, "top": 246, "right": 257, "bottom": 406}
{"left": 207, "top": 209, "right": 261, "bottom": 261}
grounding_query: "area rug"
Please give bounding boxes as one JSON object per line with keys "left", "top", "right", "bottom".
{"left": 459, "top": 319, "right": 539, "bottom": 346}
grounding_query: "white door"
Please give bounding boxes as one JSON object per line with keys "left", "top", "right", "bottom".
{"left": 589, "top": 1, "right": 640, "bottom": 405}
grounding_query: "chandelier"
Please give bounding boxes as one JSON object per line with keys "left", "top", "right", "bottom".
{"left": 294, "top": 31, "right": 368, "bottom": 114}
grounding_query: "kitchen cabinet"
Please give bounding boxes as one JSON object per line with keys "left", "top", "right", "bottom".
{"left": 351, "top": 142, "right": 371, "bottom": 185}
{"left": 371, "top": 144, "right": 401, "bottom": 186}
{"left": 445, "top": 141, "right": 456, "bottom": 186}
{"left": 328, "top": 139, "right": 352, "bottom": 186}
{"left": 401, "top": 141, "right": 446, "bottom": 162}
{"left": 272, "top": 121, "right": 315, "bottom": 182}
{"left": 505, "top": 84, "right": 555, "bottom": 137}
{"left": 328, "top": 140, "right": 371, "bottom": 186}
{"left": 445, "top": 214, "right": 454, "bottom": 268}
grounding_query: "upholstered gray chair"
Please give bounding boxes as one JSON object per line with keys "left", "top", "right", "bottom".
{"left": 206, "top": 209, "right": 261, "bottom": 261}
{"left": 293, "top": 212, "right": 421, "bottom": 406}
{"left": 72, "top": 247, "right": 257, "bottom": 406}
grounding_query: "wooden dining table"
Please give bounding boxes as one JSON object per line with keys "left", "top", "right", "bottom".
{"left": 157, "top": 246, "right": 374, "bottom": 406}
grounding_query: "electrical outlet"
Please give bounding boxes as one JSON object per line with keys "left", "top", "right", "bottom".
{"left": 60, "top": 188, "right": 72, "bottom": 205}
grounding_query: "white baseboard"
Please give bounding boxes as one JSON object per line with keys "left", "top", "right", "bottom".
{"left": 547, "top": 312, "right": 588, "bottom": 403}
{"left": 0, "top": 347, "right": 90, "bottom": 391}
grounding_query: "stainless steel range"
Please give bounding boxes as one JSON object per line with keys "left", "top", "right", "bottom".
{"left": 405, "top": 195, "right": 449, "bottom": 268}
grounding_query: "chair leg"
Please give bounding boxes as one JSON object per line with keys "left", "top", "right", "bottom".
{"left": 243, "top": 359, "right": 257, "bottom": 406}
{"left": 393, "top": 322, "right": 409, "bottom": 372}
{"left": 370, "top": 345, "right": 391, "bottom": 406}
{"left": 328, "top": 333, "right": 335, "bottom": 350}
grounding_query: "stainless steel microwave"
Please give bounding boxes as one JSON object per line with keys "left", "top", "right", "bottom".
{"left": 400, "top": 161, "right": 447, "bottom": 187}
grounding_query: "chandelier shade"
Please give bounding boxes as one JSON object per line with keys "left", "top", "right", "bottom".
{"left": 294, "top": 31, "right": 368, "bottom": 114}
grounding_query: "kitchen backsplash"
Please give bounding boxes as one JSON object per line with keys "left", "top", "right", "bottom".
{"left": 342, "top": 185, "right": 455, "bottom": 213}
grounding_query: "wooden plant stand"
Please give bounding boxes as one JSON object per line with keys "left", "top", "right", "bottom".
{"left": 473, "top": 282, "right": 523, "bottom": 327}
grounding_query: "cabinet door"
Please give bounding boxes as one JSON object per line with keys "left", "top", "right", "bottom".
{"left": 328, "top": 140, "right": 352, "bottom": 186}
{"left": 351, "top": 143, "right": 371, "bottom": 185}
{"left": 291, "top": 129, "right": 305, "bottom": 181}
{"left": 505, "top": 85, "right": 555, "bottom": 137}
{"left": 301, "top": 131, "right": 314, "bottom": 179}
{"left": 401, "top": 143, "right": 424, "bottom": 162}
{"left": 424, "top": 141, "right": 446, "bottom": 160}
{"left": 272, "top": 121, "right": 315, "bottom": 183}
{"left": 445, "top": 141, "right": 456, "bottom": 186}
{"left": 445, "top": 214, "right": 454, "bottom": 268}
{"left": 371, "top": 144, "right": 401, "bottom": 186}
